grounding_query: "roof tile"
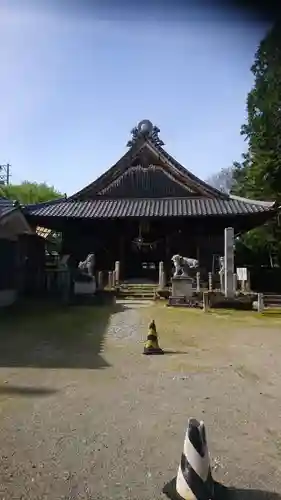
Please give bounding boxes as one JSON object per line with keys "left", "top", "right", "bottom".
{"left": 0, "top": 197, "right": 17, "bottom": 219}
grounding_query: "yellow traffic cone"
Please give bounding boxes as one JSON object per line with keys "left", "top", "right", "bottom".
{"left": 143, "top": 320, "right": 164, "bottom": 355}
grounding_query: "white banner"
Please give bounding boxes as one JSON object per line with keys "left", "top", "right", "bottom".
{"left": 237, "top": 267, "right": 247, "bottom": 281}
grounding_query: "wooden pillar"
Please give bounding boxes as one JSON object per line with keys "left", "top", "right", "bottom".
{"left": 196, "top": 245, "right": 200, "bottom": 263}
{"left": 165, "top": 233, "right": 171, "bottom": 279}
{"left": 119, "top": 233, "right": 124, "bottom": 281}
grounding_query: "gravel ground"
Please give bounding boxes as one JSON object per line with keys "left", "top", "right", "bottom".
{"left": 0, "top": 302, "right": 281, "bottom": 499}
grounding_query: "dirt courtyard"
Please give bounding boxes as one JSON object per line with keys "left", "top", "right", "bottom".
{"left": 0, "top": 300, "right": 281, "bottom": 499}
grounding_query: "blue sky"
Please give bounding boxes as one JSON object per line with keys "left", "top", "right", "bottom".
{"left": 0, "top": 1, "right": 267, "bottom": 195}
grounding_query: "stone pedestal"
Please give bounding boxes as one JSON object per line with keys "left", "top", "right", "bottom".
{"left": 74, "top": 279, "right": 96, "bottom": 296}
{"left": 171, "top": 276, "right": 193, "bottom": 300}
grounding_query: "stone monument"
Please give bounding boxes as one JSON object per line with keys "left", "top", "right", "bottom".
{"left": 171, "top": 254, "right": 198, "bottom": 300}
{"left": 224, "top": 227, "right": 234, "bottom": 298}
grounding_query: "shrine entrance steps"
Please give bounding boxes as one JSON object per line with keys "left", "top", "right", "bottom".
{"left": 117, "top": 283, "right": 157, "bottom": 300}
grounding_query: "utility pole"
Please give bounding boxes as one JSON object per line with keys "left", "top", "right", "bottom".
{"left": 0, "top": 163, "right": 11, "bottom": 185}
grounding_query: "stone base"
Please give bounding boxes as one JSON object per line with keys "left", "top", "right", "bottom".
{"left": 74, "top": 278, "right": 96, "bottom": 295}
{"left": 171, "top": 276, "right": 193, "bottom": 300}
{"left": 168, "top": 296, "right": 202, "bottom": 308}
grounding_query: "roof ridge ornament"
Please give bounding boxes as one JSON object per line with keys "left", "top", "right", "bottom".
{"left": 126, "top": 119, "right": 165, "bottom": 148}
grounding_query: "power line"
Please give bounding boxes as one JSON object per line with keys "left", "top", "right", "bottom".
{"left": 0, "top": 164, "right": 11, "bottom": 185}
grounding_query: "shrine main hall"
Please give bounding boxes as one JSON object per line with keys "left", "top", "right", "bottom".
{"left": 25, "top": 120, "right": 277, "bottom": 282}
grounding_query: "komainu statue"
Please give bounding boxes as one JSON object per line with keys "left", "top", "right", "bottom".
{"left": 75, "top": 253, "right": 96, "bottom": 295}
{"left": 171, "top": 254, "right": 199, "bottom": 278}
{"left": 78, "top": 253, "right": 95, "bottom": 277}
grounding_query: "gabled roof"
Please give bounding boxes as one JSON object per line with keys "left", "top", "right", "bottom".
{"left": 22, "top": 121, "right": 278, "bottom": 224}
{"left": 25, "top": 196, "right": 276, "bottom": 220}
{"left": 69, "top": 121, "right": 228, "bottom": 201}
{"left": 0, "top": 197, "right": 32, "bottom": 235}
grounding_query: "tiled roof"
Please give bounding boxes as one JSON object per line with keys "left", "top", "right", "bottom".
{"left": 0, "top": 197, "right": 18, "bottom": 220}
{"left": 24, "top": 196, "right": 276, "bottom": 219}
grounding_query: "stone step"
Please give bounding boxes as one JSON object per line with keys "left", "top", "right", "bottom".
{"left": 120, "top": 285, "right": 157, "bottom": 290}
{"left": 119, "top": 291, "right": 156, "bottom": 297}
{"left": 118, "top": 290, "right": 156, "bottom": 299}
{"left": 119, "top": 288, "right": 156, "bottom": 293}
{"left": 120, "top": 286, "right": 157, "bottom": 290}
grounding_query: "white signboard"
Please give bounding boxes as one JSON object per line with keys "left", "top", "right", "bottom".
{"left": 237, "top": 267, "right": 247, "bottom": 281}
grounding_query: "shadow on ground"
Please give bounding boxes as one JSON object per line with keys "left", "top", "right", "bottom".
{"left": 163, "top": 350, "right": 189, "bottom": 355}
{"left": 0, "top": 300, "right": 124, "bottom": 369}
{"left": 163, "top": 478, "right": 281, "bottom": 500}
{"left": 0, "top": 385, "right": 58, "bottom": 397}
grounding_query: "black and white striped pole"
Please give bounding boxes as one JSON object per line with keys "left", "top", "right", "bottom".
{"left": 176, "top": 418, "right": 215, "bottom": 500}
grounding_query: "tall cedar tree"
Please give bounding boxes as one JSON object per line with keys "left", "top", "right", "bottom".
{"left": 232, "top": 22, "right": 281, "bottom": 263}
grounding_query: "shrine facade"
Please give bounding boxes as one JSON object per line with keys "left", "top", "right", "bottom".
{"left": 24, "top": 120, "right": 278, "bottom": 282}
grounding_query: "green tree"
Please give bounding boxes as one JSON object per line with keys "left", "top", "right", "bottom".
{"left": 0, "top": 181, "right": 64, "bottom": 205}
{"left": 232, "top": 22, "right": 281, "bottom": 265}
